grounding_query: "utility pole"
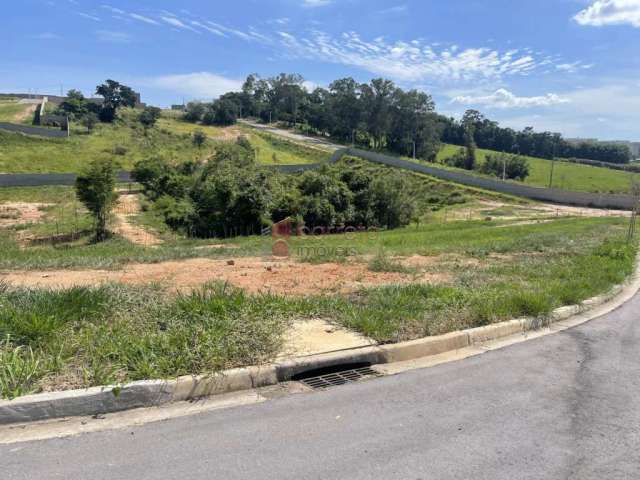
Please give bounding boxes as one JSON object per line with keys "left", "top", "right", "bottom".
{"left": 269, "top": 111, "right": 272, "bottom": 124}
{"left": 548, "top": 142, "right": 557, "bottom": 188}
{"left": 629, "top": 179, "right": 640, "bottom": 242}
{"left": 412, "top": 141, "right": 416, "bottom": 160}
{"left": 502, "top": 152, "right": 507, "bottom": 181}
{"left": 351, "top": 129, "right": 355, "bottom": 147}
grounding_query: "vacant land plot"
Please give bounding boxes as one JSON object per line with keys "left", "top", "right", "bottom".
{"left": 0, "top": 157, "right": 635, "bottom": 400}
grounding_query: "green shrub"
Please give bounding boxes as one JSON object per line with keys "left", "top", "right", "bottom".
{"left": 480, "top": 153, "right": 530, "bottom": 181}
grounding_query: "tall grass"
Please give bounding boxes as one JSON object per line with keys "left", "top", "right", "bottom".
{"left": 0, "top": 283, "right": 291, "bottom": 399}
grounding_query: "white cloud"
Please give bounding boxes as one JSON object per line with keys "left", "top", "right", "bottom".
{"left": 161, "top": 16, "right": 201, "bottom": 33}
{"left": 495, "top": 82, "right": 640, "bottom": 140}
{"left": 556, "top": 61, "right": 595, "bottom": 73}
{"left": 129, "top": 13, "right": 160, "bottom": 25}
{"left": 277, "top": 31, "right": 563, "bottom": 82}
{"left": 95, "top": 30, "right": 132, "bottom": 43}
{"left": 147, "top": 72, "right": 243, "bottom": 99}
{"left": 191, "top": 21, "right": 225, "bottom": 36}
{"left": 76, "top": 12, "right": 101, "bottom": 22}
{"left": 574, "top": 0, "right": 640, "bottom": 28}
{"left": 302, "top": 0, "right": 333, "bottom": 7}
{"left": 451, "top": 88, "right": 570, "bottom": 109}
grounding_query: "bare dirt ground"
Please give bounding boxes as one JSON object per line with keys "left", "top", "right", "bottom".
{"left": 112, "top": 194, "right": 162, "bottom": 246}
{"left": 0, "top": 202, "right": 50, "bottom": 227}
{"left": 0, "top": 256, "right": 449, "bottom": 295}
{"left": 445, "top": 200, "right": 629, "bottom": 223}
{"left": 213, "top": 126, "right": 242, "bottom": 142}
{"left": 13, "top": 104, "right": 37, "bottom": 123}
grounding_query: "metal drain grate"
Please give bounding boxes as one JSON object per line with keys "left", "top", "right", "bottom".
{"left": 299, "top": 366, "right": 381, "bottom": 390}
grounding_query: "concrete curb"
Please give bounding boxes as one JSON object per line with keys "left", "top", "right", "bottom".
{"left": 1, "top": 257, "right": 638, "bottom": 425}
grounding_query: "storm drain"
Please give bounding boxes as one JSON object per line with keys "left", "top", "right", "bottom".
{"left": 294, "top": 364, "right": 381, "bottom": 390}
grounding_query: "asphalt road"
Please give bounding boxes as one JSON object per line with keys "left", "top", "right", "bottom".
{"left": 3, "top": 293, "right": 640, "bottom": 479}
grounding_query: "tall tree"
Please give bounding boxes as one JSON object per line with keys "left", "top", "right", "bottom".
{"left": 95, "top": 79, "right": 137, "bottom": 122}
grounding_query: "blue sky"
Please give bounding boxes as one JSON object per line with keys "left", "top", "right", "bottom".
{"left": 3, "top": 0, "right": 640, "bottom": 140}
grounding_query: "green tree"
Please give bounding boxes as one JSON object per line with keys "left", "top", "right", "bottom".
{"left": 95, "top": 79, "right": 137, "bottom": 122}
{"left": 192, "top": 130, "right": 207, "bottom": 149}
{"left": 202, "top": 99, "right": 238, "bottom": 126}
{"left": 81, "top": 112, "right": 98, "bottom": 133}
{"left": 139, "top": 106, "right": 162, "bottom": 134}
{"left": 75, "top": 158, "right": 119, "bottom": 241}
{"left": 55, "top": 89, "right": 89, "bottom": 120}
{"left": 183, "top": 102, "right": 206, "bottom": 123}
{"left": 461, "top": 114, "right": 477, "bottom": 171}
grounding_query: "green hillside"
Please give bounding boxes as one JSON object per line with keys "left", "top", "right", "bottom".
{"left": 0, "top": 109, "right": 327, "bottom": 173}
{"left": 434, "top": 144, "right": 638, "bottom": 194}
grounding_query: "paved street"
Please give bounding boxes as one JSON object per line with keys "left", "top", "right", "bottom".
{"left": 3, "top": 293, "right": 640, "bottom": 479}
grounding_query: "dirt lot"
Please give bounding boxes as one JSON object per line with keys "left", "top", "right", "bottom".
{"left": 0, "top": 256, "right": 450, "bottom": 295}
{"left": 0, "top": 202, "right": 50, "bottom": 227}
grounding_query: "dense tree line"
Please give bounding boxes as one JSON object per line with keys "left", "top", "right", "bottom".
{"left": 183, "top": 74, "right": 443, "bottom": 161}
{"left": 190, "top": 73, "right": 631, "bottom": 165}
{"left": 132, "top": 138, "right": 416, "bottom": 238}
{"left": 441, "top": 110, "right": 631, "bottom": 164}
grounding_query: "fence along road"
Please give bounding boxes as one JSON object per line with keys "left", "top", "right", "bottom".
{"left": 241, "top": 120, "right": 636, "bottom": 210}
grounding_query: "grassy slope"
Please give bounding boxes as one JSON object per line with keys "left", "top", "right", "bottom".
{"left": 0, "top": 111, "right": 327, "bottom": 173}
{"left": 0, "top": 100, "right": 33, "bottom": 123}
{"left": 435, "top": 144, "right": 637, "bottom": 194}
{"left": 243, "top": 129, "right": 329, "bottom": 165}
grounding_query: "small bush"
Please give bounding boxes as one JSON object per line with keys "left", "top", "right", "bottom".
{"left": 112, "top": 145, "right": 128, "bottom": 156}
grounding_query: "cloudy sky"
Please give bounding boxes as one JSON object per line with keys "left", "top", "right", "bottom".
{"left": 3, "top": 0, "right": 640, "bottom": 140}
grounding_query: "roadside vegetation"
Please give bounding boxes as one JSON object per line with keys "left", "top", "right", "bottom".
{"left": 0, "top": 216, "right": 634, "bottom": 399}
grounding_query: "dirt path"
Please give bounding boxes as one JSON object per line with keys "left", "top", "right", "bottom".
{"left": 13, "top": 104, "right": 37, "bottom": 123}
{"left": 213, "top": 126, "right": 242, "bottom": 142}
{"left": 112, "top": 194, "right": 162, "bottom": 246}
{"left": 0, "top": 256, "right": 449, "bottom": 295}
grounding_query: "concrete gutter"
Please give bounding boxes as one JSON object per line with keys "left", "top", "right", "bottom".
{"left": 1, "top": 258, "right": 639, "bottom": 425}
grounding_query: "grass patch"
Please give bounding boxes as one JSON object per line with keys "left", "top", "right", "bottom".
{"left": 0, "top": 221, "right": 635, "bottom": 398}
{"left": 368, "top": 250, "right": 417, "bottom": 274}
{"left": 0, "top": 282, "right": 292, "bottom": 399}
{"left": 327, "top": 238, "right": 636, "bottom": 342}
{"left": 0, "top": 100, "right": 33, "bottom": 123}
{"left": 246, "top": 129, "right": 330, "bottom": 165}
{"left": 0, "top": 110, "right": 220, "bottom": 173}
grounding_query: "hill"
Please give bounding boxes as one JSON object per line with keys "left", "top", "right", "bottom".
{"left": 0, "top": 109, "right": 328, "bottom": 173}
